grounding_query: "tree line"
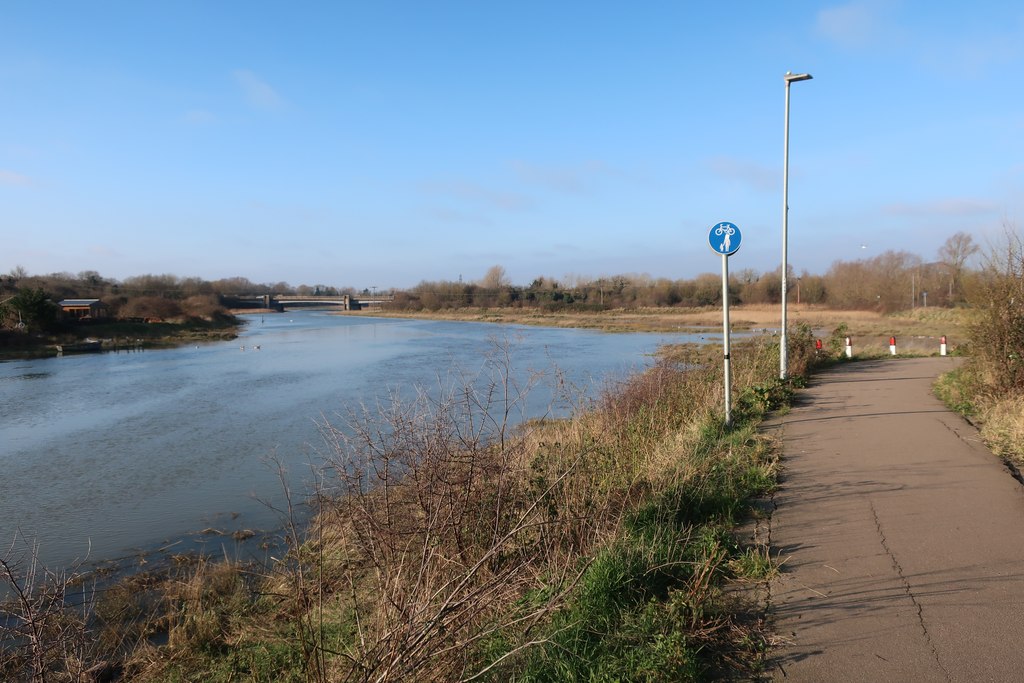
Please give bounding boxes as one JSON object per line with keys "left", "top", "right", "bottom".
{"left": 0, "top": 231, "right": 984, "bottom": 332}
{"left": 0, "top": 270, "right": 359, "bottom": 333}
{"left": 394, "top": 232, "right": 981, "bottom": 312}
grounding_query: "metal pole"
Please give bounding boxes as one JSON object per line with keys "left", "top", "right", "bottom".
{"left": 781, "top": 79, "right": 792, "bottom": 380}
{"left": 780, "top": 72, "right": 812, "bottom": 380}
{"left": 722, "top": 251, "right": 732, "bottom": 427}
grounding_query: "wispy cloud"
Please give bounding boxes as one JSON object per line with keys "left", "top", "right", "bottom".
{"left": 817, "top": 2, "right": 1021, "bottom": 78}
{"left": 884, "top": 198, "right": 996, "bottom": 216}
{"left": 815, "top": 1, "right": 893, "bottom": 50}
{"left": 232, "top": 69, "right": 284, "bottom": 110}
{"left": 919, "top": 32, "right": 1023, "bottom": 78}
{"left": 0, "top": 169, "right": 31, "bottom": 186}
{"left": 423, "top": 206, "right": 493, "bottom": 226}
{"left": 422, "top": 180, "right": 534, "bottom": 212}
{"left": 510, "top": 160, "right": 610, "bottom": 194}
{"left": 705, "top": 156, "right": 777, "bottom": 192}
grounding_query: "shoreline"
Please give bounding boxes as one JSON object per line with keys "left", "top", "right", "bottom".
{"left": 0, "top": 317, "right": 243, "bottom": 361}
{"left": 331, "top": 303, "right": 972, "bottom": 343}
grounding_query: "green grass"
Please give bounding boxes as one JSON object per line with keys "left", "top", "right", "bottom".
{"left": 489, "top": 417, "right": 778, "bottom": 682}
{"left": 934, "top": 366, "right": 978, "bottom": 417}
{"left": 728, "top": 547, "right": 779, "bottom": 582}
{"left": 154, "top": 638, "right": 307, "bottom": 683}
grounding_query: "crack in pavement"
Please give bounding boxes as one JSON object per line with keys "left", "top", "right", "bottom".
{"left": 870, "top": 500, "right": 952, "bottom": 682}
{"left": 937, "top": 414, "right": 981, "bottom": 446}
{"left": 765, "top": 484, "right": 778, "bottom": 603}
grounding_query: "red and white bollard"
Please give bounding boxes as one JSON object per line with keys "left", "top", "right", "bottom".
{"left": 889, "top": 336, "right": 897, "bottom": 356}
{"left": 845, "top": 336, "right": 853, "bottom": 358}
{"left": 940, "top": 335, "right": 947, "bottom": 356}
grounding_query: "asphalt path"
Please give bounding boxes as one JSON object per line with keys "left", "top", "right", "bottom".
{"left": 767, "top": 357, "right": 1024, "bottom": 682}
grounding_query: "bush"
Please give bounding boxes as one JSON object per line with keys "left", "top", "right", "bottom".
{"left": 937, "top": 225, "right": 1024, "bottom": 462}
{"left": 181, "top": 295, "right": 228, "bottom": 320}
{"left": 827, "top": 322, "right": 850, "bottom": 358}
{"left": 964, "top": 227, "right": 1024, "bottom": 396}
{"left": 118, "top": 296, "right": 184, "bottom": 321}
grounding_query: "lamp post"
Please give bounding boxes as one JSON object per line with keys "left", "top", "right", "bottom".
{"left": 780, "top": 71, "right": 812, "bottom": 380}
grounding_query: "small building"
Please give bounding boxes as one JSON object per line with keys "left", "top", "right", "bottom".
{"left": 58, "top": 299, "right": 108, "bottom": 320}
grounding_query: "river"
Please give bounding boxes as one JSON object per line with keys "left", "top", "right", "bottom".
{"left": 0, "top": 312, "right": 718, "bottom": 572}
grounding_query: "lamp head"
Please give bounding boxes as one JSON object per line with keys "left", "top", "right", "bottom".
{"left": 785, "top": 72, "right": 813, "bottom": 83}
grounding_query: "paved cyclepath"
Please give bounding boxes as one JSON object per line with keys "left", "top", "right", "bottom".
{"left": 768, "top": 357, "right": 1024, "bottom": 681}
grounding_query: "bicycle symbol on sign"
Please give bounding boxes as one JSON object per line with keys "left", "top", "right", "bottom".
{"left": 714, "top": 223, "right": 735, "bottom": 253}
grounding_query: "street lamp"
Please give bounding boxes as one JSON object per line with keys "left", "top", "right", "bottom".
{"left": 780, "top": 71, "right": 812, "bottom": 380}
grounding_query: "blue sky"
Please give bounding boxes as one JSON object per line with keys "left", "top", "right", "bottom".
{"left": 2, "top": 1, "right": 1022, "bottom": 289}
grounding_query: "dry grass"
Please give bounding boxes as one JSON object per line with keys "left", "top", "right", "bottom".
{"left": 286, "top": 335, "right": 790, "bottom": 680}
{"left": 979, "top": 396, "right": 1024, "bottom": 461}
{"left": 344, "top": 304, "right": 973, "bottom": 350}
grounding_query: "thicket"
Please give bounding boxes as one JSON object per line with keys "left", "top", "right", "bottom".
{"left": 935, "top": 225, "right": 1024, "bottom": 460}
{"left": 1, "top": 328, "right": 820, "bottom": 681}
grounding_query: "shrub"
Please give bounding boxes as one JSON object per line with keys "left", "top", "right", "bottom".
{"left": 118, "top": 296, "right": 183, "bottom": 321}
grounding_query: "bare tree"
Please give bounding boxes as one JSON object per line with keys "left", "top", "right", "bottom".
{"left": 938, "top": 231, "right": 980, "bottom": 302}
{"left": 823, "top": 250, "right": 920, "bottom": 311}
{"left": 966, "top": 224, "right": 1024, "bottom": 394}
{"left": 480, "top": 265, "right": 509, "bottom": 290}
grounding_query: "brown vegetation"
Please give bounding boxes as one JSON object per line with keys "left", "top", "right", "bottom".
{"left": 0, "top": 270, "right": 251, "bottom": 357}
{"left": 937, "top": 225, "right": 1024, "bottom": 461}
{"left": 360, "top": 304, "right": 972, "bottom": 360}
{"left": 387, "top": 233, "right": 978, "bottom": 314}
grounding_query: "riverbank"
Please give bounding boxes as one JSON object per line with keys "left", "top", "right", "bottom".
{"left": 2, "top": 328, "right": 817, "bottom": 680}
{"left": 346, "top": 303, "right": 972, "bottom": 352}
{"left": 0, "top": 316, "right": 242, "bottom": 360}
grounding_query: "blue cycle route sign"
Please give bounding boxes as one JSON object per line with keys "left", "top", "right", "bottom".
{"left": 708, "top": 221, "right": 741, "bottom": 255}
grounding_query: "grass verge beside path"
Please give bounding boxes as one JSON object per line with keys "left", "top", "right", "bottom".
{"left": 935, "top": 365, "right": 1024, "bottom": 463}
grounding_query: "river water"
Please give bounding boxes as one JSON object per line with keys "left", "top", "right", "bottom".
{"left": 0, "top": 312, "right": 716, "bottom": 572}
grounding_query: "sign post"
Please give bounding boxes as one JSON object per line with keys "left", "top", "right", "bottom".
{"left": 708, "top": 221, "right": 742, "bottom": 427}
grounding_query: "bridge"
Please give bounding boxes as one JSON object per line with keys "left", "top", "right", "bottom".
{"left": 227, "top": 294, "right": 395, "bottom": 311}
